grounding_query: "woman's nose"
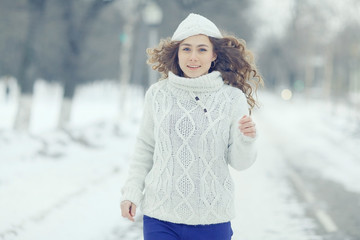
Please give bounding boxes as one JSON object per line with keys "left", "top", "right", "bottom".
{"left": 189, "top": 51, "right": 198, "bottom": 61}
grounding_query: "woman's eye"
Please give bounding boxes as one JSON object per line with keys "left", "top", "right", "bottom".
{"left": 182, "top": 47, "right": 191, "bottom": 51}
{"left": 199, "top": 48, "right": 207, "bottom": 52}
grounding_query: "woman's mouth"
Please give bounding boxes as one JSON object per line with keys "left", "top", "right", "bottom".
{"left": 187, "top": 65, "right": 201, "bottom": 70}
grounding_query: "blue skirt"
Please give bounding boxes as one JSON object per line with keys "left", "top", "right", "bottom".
{"left": 143, "top": 215, "right": 233, "bottom": 240}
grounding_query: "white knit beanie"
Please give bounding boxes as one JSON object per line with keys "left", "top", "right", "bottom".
{"left": 171, "top": 13, "right": 223, "bottom": 41}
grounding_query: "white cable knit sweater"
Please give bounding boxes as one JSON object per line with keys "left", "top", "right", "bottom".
{"left": 121, "top": 71, "right": 257, "bottom": 225}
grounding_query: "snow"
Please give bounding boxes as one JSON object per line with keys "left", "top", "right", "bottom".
{"left": 30, "top": 80, "right": 63, "bottom": 132}
{"left": 258, "top": 92, "right": 360, "bottom": 193}
{"left": 1, "top": 80, "right": 359, "bottom": 240}
{"left": 232, "top": 131, "right": 322, "bottom": 240}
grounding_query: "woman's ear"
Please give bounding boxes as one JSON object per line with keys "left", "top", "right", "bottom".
{"left": 212, "top": 54, "right": 217, "bottom": 62}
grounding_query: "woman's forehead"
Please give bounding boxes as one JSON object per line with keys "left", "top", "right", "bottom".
{"left": 181, "top": 34, "right": 212, "bottom": 46}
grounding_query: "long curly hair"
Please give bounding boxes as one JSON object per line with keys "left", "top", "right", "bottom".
{"left": 146, "top": 35, "right": 263, "bottom": 111}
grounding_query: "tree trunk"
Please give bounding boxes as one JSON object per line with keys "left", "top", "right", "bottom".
{"left": 58, "top": 0, "right": 108, "bottom": 129}
{"left": 304, "top": 62, "right": 314, "bottom": 98}
{"left": 118, "top": 16, "right": 137, "bottom": 125}
{"left": 323, "top": 48, "right": 333, "bottom": 100}
{"left": 14, "top": 0, "right": 46, "bottom": 131}
{"left": 14, "top": 94, "right": 33, "bottom": 131}
{"left": 58, "top": 97, "right": 73, "bottom": 129}
{"left": 115, "top": 0, "right": 142, "bottom": 128}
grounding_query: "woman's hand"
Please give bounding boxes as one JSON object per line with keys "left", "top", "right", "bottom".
{"left": 238, "top": 115, "right": 256, "bottom": 138}
{"left": 120, "top": 200, "right": 137, "bottom": 222}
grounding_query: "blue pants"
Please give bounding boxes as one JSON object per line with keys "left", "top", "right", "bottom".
{"left": 143, "top": 215, "right": 233, "bottom": 240}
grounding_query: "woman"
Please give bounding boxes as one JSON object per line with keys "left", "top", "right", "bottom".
{"left": 120, "top": 13, "right": 263, "bottom": 240}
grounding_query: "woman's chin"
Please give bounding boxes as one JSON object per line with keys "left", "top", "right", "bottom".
{"left": 183, "top": 69, "right": 208, "bottom": 78}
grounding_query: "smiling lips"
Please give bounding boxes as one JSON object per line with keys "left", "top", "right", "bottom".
{"left": 187, "top": 65, "right": 201, "bottom": 69}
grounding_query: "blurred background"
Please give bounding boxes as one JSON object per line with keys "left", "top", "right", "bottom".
{"left": 0, "top": 0, "right": 359, "bottom": 240}
{"left": 0, "top": 0, "right": 360, "bottom": 130}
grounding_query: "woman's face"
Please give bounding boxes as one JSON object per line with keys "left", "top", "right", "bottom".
{"left": 178, "top": 34, "right": 217, "bottom": 78}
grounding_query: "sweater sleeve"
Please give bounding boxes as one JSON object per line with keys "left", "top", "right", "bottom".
{"left": 227, "top": 90, "right": 257, "bottom": 171}
{"left": 121, "top": 86, "right": 155, "bottom": 207}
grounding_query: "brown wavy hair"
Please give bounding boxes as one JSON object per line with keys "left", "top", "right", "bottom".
{"left": 146, "top": 35, "right": 263, "bottom": 112}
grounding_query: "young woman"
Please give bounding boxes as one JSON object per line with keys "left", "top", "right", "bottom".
{"left": 120, "top": 13, "right": 263, "bottom": 240}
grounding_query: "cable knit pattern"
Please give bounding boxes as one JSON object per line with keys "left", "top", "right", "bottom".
{"left": 121, "top": 71, "right": 257, "bottom": 225}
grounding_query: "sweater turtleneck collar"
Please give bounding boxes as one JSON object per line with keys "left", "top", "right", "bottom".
{"left": 168, "top": 71, "right": 224, "bottom": 92}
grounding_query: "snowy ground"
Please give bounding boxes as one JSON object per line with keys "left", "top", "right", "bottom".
{"left": 1, "top": 80, "right": 359, "bottom": 240}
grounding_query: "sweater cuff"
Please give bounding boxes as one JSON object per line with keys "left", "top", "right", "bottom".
{"left": 121, "top": 187, "right": 143, "bottom": 207}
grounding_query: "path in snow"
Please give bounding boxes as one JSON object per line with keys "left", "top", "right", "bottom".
{"left": 1, "top": 116, "right": 323, "bottom": 240}
{"left": 2, "top": 86, "right": 359, "bottom": 239}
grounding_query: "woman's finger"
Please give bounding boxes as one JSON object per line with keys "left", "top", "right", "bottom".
{"left": 130, "top": 203, "right": 136, "bottom": 217}
{"left": 239, "top": 115, "right": 251, "bottom": 124}
{"left": 244, "top": 131, "right": 256, "bottom": 138}
{"left": 120, "top": 201, "right": 135, "bottom": 222}
{"left": 241, "top": 126, "right": 256, "bottom": 134}
{"left": 239, "top": 121, "right": 255, "bottom": 130}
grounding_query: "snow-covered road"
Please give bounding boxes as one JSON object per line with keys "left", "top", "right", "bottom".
{"left": 1, "top": 82, "right": 359, "bottom": 240}
{"left": 0, "top": 119, "right": 321, "bottom": 240}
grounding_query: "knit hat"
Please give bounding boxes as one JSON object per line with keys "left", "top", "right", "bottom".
{"left": 171, "top": 13, "right": 223, "bottom": 41}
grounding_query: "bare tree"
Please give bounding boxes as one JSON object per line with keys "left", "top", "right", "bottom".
{"left": 57, "top": 0, "right": 112, "bottom": 129}
{"left": 116, "top": 0, "right": 142, "bottom": 127}
{"left": 14, "top": 0, "right": 46, "bottom": 131}
{"left": 331, "top": 24, "right": 360, "bottom": 100}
